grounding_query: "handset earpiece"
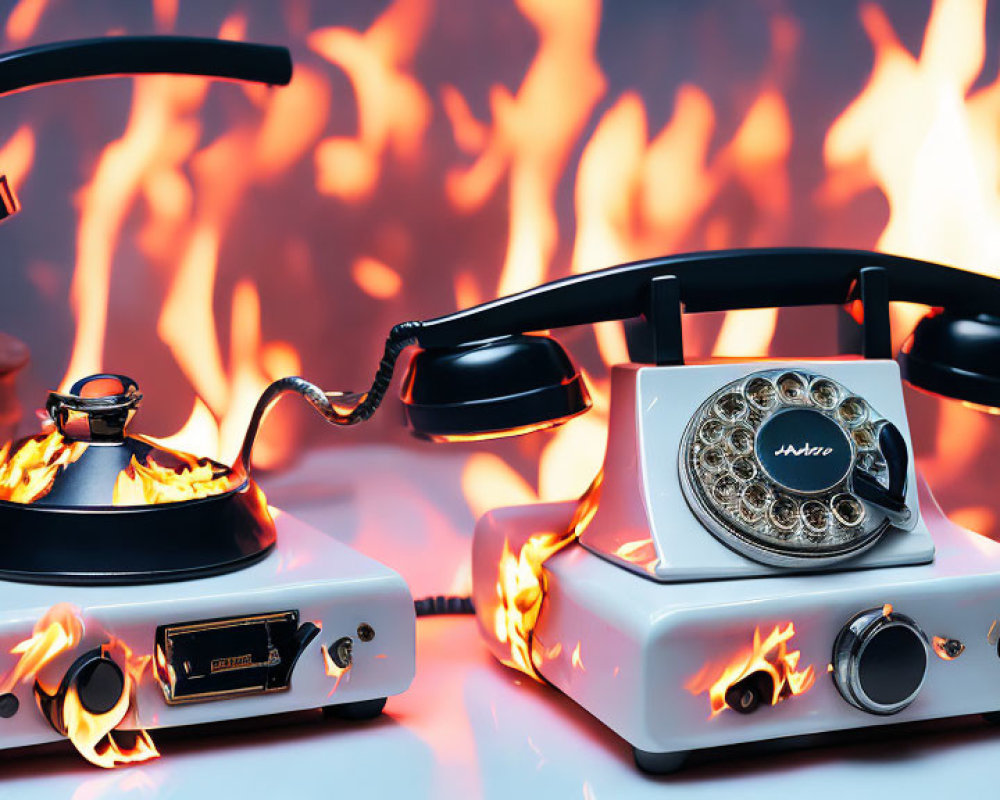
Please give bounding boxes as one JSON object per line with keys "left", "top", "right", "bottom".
{"left": 850, "top": 422, "right": 913, "bottom": 529}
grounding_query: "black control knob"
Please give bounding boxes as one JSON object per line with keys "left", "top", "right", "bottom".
{"left": 35, "top": 649, "right": 127, "bottom": 734}
{"left": 74, "top": 654, "right": 125, "bottom": 715}
{"left": 832, "top": 607, "right": 928, "bottom": 715}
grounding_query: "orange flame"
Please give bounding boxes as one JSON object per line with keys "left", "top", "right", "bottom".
{"left": 112, "top": 451, "right": 233, "bottom": 506}
{"left": 154, "top": 643, "right": 177, "bottom": 699}
{"left": 444, "top": 0, "right": 606, "bottom": 297}
{"left": 57, "top": 16, "right": 324, "bottom": 467}
{"left": 932, "top": 635, "right": 965, "bottom": 661}
{"left": 6, "top": 606, "right": 159, "bottom": 768}
{"left": 57, "top": 638, "right": 159, "bottom": 769}
{"left": 612, "top": 538, "right": 659, "bottom": 576}
{"left": 149, "top": 54, "right": 322, "bottom": 463}
{"left": 0, "top": 603, "right": 83, "bottom": 694}
{"left": 60, "top": 679, "right": 159, "bottom": 769}
{"left": 822, "top": 0, "right": 1000, "bottom": 364}
{"left": 4, "top": 0, "right": 48, "bottom": 45}
{"left": 320, "top": 644, "right": 351, "bottom": 697}
{"left": 491, "top": 472, "right": 602, "bottom": 681}
{"left": 152, "top": 0, "right": 177, "bottom": 32}
{"left": 0, "top": 124, "right": 35, "bottom": 193}
{"left": 310, "top": 0, "right": 432, "bottom": 201}
{"left": 61, "top": 73, "right": 210, "bottom": 392}
{"left": 352, "top": 256, "right": 403, "bottom": 300}
{"left": 685, "top": 623, "right": 816, "bottom": 718}
{"left": 0, "top": 430, "right": 88, "bottom": 504}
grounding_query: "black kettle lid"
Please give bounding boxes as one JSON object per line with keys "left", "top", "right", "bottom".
{"left": 0, "top": 374, "right": 237, "bottom": 508}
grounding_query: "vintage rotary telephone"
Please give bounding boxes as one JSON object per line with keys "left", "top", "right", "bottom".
{"left": 370, "top": 247, "right": 1000, "bottom": 772}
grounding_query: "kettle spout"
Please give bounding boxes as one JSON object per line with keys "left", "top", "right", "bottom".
{"left": 0, "top": 174, "right": 20, "bottom": 222}
{"left": 233, "top": 322, "right": 422, "bottom": 476}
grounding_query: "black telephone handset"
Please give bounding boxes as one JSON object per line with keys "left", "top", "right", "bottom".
{"left": 0, "top": 36, "right": 291, "bottom": 221}
{"left": 396, "top": 248, "right": 1000, "bottom": 433}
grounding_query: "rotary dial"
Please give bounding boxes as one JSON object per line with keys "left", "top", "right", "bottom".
{"left": 679, "top": 369, "right": 907, "bottom": 567}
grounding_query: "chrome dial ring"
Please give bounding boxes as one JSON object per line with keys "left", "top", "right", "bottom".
{"left": 679, "top": 369, "right": 894, "bottom": 567}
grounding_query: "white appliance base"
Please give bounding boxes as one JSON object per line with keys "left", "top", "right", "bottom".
{"left": 0, "top": 508, "right": 415, "bottom": 751}
{"left": 472, "top": 479, "right": 1000, "bottom": 764}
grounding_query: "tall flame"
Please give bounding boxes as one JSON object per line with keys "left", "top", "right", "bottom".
{"left": 444, "top": 0, "right": 606, "bottom": 296}
{"left": 310, "top": 0, "right": 432, "bottom": 201}
{"left": 0, "top": 124, "right": 35, "bottom": 193}
{"left": 61, "top": 73, "right": 210, "bottom": 392}
{"left": 53, "top": 14, "right": 326, "bottom": 467}
{"left": 823, "top": 0, "right": 1000, "bottom": 515}
{"left": 0, "top": 603, "right": 83, "bottom": 694}
{"left": 4, "top": 0, "right": 49, "bottom": 45}
{"left": 491, "top": 472, "right": 602, "bottom": 681}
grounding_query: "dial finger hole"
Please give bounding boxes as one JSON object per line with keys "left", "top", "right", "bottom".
{"left": 731, "top": 456, "right": 757, "bottom": 482}
{"left": 837, "top": 396, "right": 868, "bottom": 427}
{"left": 831, "top": 493, "right": 866, "bottom": 527}
{"left": 810, "top": 378, "right": 840, "bottom": 409}
{"left": 727, "top": 425, "right": 754, "bottom": 455}
{"left": 801, "top": 500, "right": 830, "bottom": 540}
{"left": 740, "top": 481, "right": 772, "bottom": 521}
{"left": 699, "top": 445, "right": 727, "bottom": 473}
{"left": 742, "top": 481, "right": 772, "bottom": 511}
{"left": 777, "top": 372, "right": 807, "bottom": 403}
{"left": 712, "top": 474, "right": 740, "bottom": 503}
{"left": 746, "top": 377, "right": 777, "bottom": 410}
{"left": 769, "top": 495, "right": 799, "bottom": 535}
{"left": 714, "top": 392, "right": 748, "bottom": 422}
{"left": 852, "top": 425, "right": 876, "bottom": 450}
{"left": 698, "top": 419, "right": 726, "bottom": 445}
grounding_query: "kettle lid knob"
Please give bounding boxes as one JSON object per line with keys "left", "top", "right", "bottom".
{"left": 46, "top": 373, "right": 142, "bottom": 443}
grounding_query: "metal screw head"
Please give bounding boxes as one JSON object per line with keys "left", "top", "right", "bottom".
{"left": 357, "top": 623, "right": 375, "bottom": 642}
{"left": 944, "top": 639, "right": 965, "bottom": 658}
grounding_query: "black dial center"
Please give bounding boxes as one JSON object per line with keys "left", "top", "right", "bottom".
{"left": 857, "top": 624, "right": 927, "bottom": 707}
{"left": 756, "top": 408, "right": 853, "bottom": 493}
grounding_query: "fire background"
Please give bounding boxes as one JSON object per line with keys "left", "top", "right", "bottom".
{"left": 3, "top": 0, "right": 1000, "bottom": 796}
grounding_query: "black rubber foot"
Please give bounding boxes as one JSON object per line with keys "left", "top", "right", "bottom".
{"left": 983, "top": 711, "right": 1000, "bottom": 726}
{"left": 323, "top": 697, "right": 387, "bottom": 722}
{"left": 632, "top": 747, "right": 688, "bottom": 774}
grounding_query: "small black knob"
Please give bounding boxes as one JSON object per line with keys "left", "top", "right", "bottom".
{"left": 724, "top": 671, "right": 774, "bottom": 714}
{"left": 75, "top": 655, "right": 125, "bottom": 715}
{"left": 832, "top": 607, "right": 928, "bottom": 715}
{"left": 0, "top": 693, "right": 18, "bottom": 718}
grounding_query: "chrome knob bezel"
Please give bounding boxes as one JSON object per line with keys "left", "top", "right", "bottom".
{"left": 832, "top": 608, "right": 929, "bottom": 715}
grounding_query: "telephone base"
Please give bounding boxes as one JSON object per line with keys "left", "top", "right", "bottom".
{"left": 471, "top": 477, "right": 1000, "bottom": 767}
